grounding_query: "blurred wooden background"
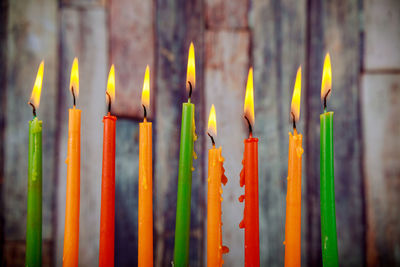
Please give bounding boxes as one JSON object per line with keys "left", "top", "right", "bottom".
{"left": 1, "top": 0, "right": 399, "bottom": 266}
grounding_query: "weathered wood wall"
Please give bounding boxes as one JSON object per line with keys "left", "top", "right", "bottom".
{"left": 1, "top": 0, "right": 400, "bottom": 266}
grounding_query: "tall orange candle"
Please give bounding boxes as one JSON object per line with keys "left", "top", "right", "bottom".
{"left": 138, "top": 65, "right": 153, "bottom": 267}
{"left": 206, "top": 105, "right": 229, "bottom": 266}
{"left": 239, "top": 68, "right": 260, "bottom": 266}
{"left": 99, "top": 65, "right": 117, "bottom": 267}
{"left": 63, "top": 57, "right": 81, "bottom": 267}
{"left": 284, "top": 67, "right": 303, "bottom": 267}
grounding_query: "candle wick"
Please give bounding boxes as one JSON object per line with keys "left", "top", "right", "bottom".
{"left": 291, "top": 112, "right": 296, "bottom": 130}
{"left": 207, "top": 132, "right": 215, "bottom": 146}
{"left": 142, "top": 104, "right": 147, "bottom": 120}
{"left": 323, "top": 89, "right": 331, "bottom": 112}
{"left": 71, "top": 86, "right": 76, "bottom": 108}
{"left": 28, "top": 101, "right": 36, "bottom": 117}
{"left": 244, "top": 116, "right": 252, "bottom": 137}
{"left": 106, "top": 92, "right": 112, "bottom": 114}
{"left": 188, "top": 81, "right": 193, "bottom": 101}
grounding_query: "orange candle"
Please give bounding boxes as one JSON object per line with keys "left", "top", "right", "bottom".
{"left": 138, "top": 65, "right": 153, "bottom": 267}
{"left": 206, "top": 105, "right": 229, "bottom": 266}
{"left": 63, "top": 58, "right": 81, "bottom": 267}
{"left": 99, "top": 65, "right": 117, "bottom": 267}
{"left": 284, "top": 67, "right": 303, "bottom": 267}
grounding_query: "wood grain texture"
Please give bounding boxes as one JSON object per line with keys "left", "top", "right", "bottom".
{"left": 109, "top": 0, "right": 155, "bottom": 118}
{"left": 154, "top": 0, "right": 205, "bottom": 266}
{"left": 305, "top": 0, "right": 364, "bottom": 266}
{"left": 204, "top": 30, "right": 250, "bottom": 266}
{"left": 205, "top": 0, "right": 248, "bottom": 29}
{"left": 251, "top": 0, "right": 306, "bottom": 265}
{"left": 362, "top": 74, "right": 400, "bottom": 267}
{"left": 61, "top": 0, "right": 105, "bottom": 7}
{"left": 364, "top": 0, "right": 400, "bottom": 70}
{"left": 55, "top": 7, "right": 107, "bottom": 267}
{"left": 4, "top": 0, "right": 58, "bottom": 243}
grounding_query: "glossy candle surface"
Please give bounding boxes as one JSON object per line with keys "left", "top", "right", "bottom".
{"left": 284, "top": 129, "right": 303, "bottom": 267}
{"left": 207, "top": 146, "right": 228, "bottom": 266}
{"left": 138, "top": 119, "right": 153, "bottom": 267}
{"left": 174, "top": 101, "right": 196, "bottom": 267}
{"left": 26, "top": 117, "right": 42, "bottom": 266}
{"left": 63, "top": 107, "right": 81, "bottom": 267}
{"left": 239, "top": 136, "right": 260, "bottom": 267}
{"left": 320, "top": 111, "right": 338, "bottom": 267}
{"left": 99, "top": 114, "right": 116, "bottom": 267}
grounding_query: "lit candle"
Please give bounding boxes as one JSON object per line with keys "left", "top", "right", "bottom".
{"left": 320, "top": 53, "right": 338, "bottom": 267}
{"left": 63, "top": 58, "right": 81, "bottom": 267}
{"left": 206, "top": 104, "right": 229, "bottom": 266}
{"left": 174, "top": 42, "right": 197, "bottom": 267}
{"left": 99, "top": 65, "right": 117, "bottom": 267}
{"left": 284, "top": 67, "right": 303, "bottom": 267}
{"left": 138, "top": 65, "right": 153, "bottom": 267}
{"left": 239, "top": 68, "right": 260, "bottom": 266}
{"left": 26, "top": 60, "right": 44, "bottom": 267}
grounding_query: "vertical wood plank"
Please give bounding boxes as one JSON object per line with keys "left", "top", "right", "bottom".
{"left": 305, "top": 0, "right": 364, "bottom": 266}
{"left": 4, "top": 0, "right": 58, "bottom": 264}
{"left": 205, "top": 0, "right": 248, "bottom": 29}
{"left": 251, "top": 0, "right": 306, "bottom": 265}
{"left": 56, "top": 7, "right": 107, "bottom": 266}
{"left": 155, "top": 0, "right": 205, "bottom": 266}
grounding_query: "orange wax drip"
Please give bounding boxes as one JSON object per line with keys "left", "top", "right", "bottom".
{"left": 284, "top": 129, "right": 303, "bottom": 267}
{"left": 99, "top": 115, "right": 117, "bottom": 267}
{"left": 207, "top": 146, "right": 229, "bottom": 266}
{"left": 63, "top": 108, "right": 81, "bottom": 267}
{"left": 138, "top": 120, "right": 153, "bottom": 267}
{"left": 239, "top": 137, "right": 260, "bottom": 266}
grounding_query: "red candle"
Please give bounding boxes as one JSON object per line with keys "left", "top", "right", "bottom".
{"left": 239, "top": 68, "right": 260, "bottom": 266}
{"left": 99, "top": 65, "right": 117, "bottom": 267}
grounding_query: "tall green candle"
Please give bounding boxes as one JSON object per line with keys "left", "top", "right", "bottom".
{"left": 174, "top": 42, "right": 197, "bottom": 267}
{"left": 26, "top": 61, "right": 44, "bottom": 266}
{"left": 320, "top": 53, "right": 338, "bottom": 267}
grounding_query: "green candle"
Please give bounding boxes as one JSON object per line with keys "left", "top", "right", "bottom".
{"left": 26, "top": 61, "right": 44, "bottom": 266}
{"left": 320, "top": 53, "right": 338, "bottom": 267}
{"left": 174, "top": 42, "right": 196, "bottom": 267}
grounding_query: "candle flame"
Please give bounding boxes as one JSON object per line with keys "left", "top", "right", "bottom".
{"left": 106, "top": 64, "right": 115, "bottom": 103}
{"left": 207, "top": 104, "right": 217, "bottom": 137}
{"left": 69, "top": 57, "right": 79, "bottom": 99}
{"left": 186, "top": 42, "right": 196, "bottom": 92}
{"left": 141, "top": 65, "right": 150, "bottom": 109}
{"left": 290, "top": 66, "right": 302, "bottom": 122}
{"left": 29, "top": 60, "right": 44, "bottom": 108}
{"left": 244, "top": 67, "right": 255, "bottom": 125}
{"left": 321, "top": 53, "right": 332, "bottom": 101}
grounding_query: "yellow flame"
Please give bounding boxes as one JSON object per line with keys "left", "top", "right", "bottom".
{"left": 207, "top": 104, "right": 217, "bottom": 137}
{"left": 321, "top": 53, "right": 332, "bottom": 101}
{"left": 69, "top": 57, "right": 79, "bottom": 98}
{"left": 141, "top": 65, "right": 150, "bottom": 109}
{"left": 106, "top": 64, "right": 115, "bottom": 103}
{"left": 29, "top": 60, "right": 44, "bottom": 109}
{"left": 244, "top": 67, "right": 254, "bottom": 125}
{"left": 291, "top": 66, "right": 302, "bottom": 122}
{"left": 186, "top": 42, "right": 196, "bottom": 92}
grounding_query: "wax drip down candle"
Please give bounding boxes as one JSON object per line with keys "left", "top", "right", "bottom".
{"left": 63, "top": 58, "right": 81, "bottom": 267}
{"left": 239, "top": 68, "right": 260, "bottom": 267}
{"left": 26, "top": 60, "right": 44, "bottom": 267}
{"left": 320, "top": 53, "right": 338, "bottom": 267}
{"left": 99, "top": 65, "right": 117, "bottom": 267}
{"left": 206, "top": 105, "right": 229, "bottom": 267}
{"left": 138, "top": 65, "right": 153, "bottom": 267}
{"left": 284, "top": 67, "right": 303, "bottom": 267}
{"left": 174, "top": 42, "right": 197, "bottom": 267}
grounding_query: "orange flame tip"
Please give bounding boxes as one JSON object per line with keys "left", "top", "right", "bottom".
{"left": 106, "top": 64, "right": 115, "bottom": 103}
{"left": 207, "top": 104, "right": 217, "bottom": 137}
{"left": 69, "top": 57, "right": 79, "bottom": 99}
{"left": 141, "top": 65, "right": 150, "bottom": 110}
{"left": 186, "top": 42, "right": 196, "bottom": 93}
{"left": 290, "top": 66, "right": 302, "bottom": 122}
{"left": 244, "top": 67, "right": 254, "bottom": 125}
{"left": 29, "top": 60, "right": 44, "bottom": 109}
{"left": 321, "top": 53, "right": 332, "bottom": 102}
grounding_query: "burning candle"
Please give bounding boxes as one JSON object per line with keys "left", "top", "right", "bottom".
{"left": 206, "top": 104, "right": 229, "bottom": 266}
{"left": 99, "top": 65, "right": 117, "bottom": 267}
{"left": 138, "top": 65, "right": 153, "bottom": 267}
{"left": 174, "top": 42, "right": 197, "bottom": 267}
{"left": 239, "top": 68, "right": 260, "bottom": 266}
{"left": 320, "top": 53, "right": 338, "bottom": 267}
{"left": 26, "top": 61, "right": 44, "bottom": 267}
{"left": 63, "top": 58, "right": 81, "bottom": 267}
{"left": 284, "top": 67, "right": 303, "bottom": 267}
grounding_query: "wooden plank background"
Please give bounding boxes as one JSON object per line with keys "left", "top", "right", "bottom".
{"left": 0, "top": 0, "right": 399, "bottom": 266}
